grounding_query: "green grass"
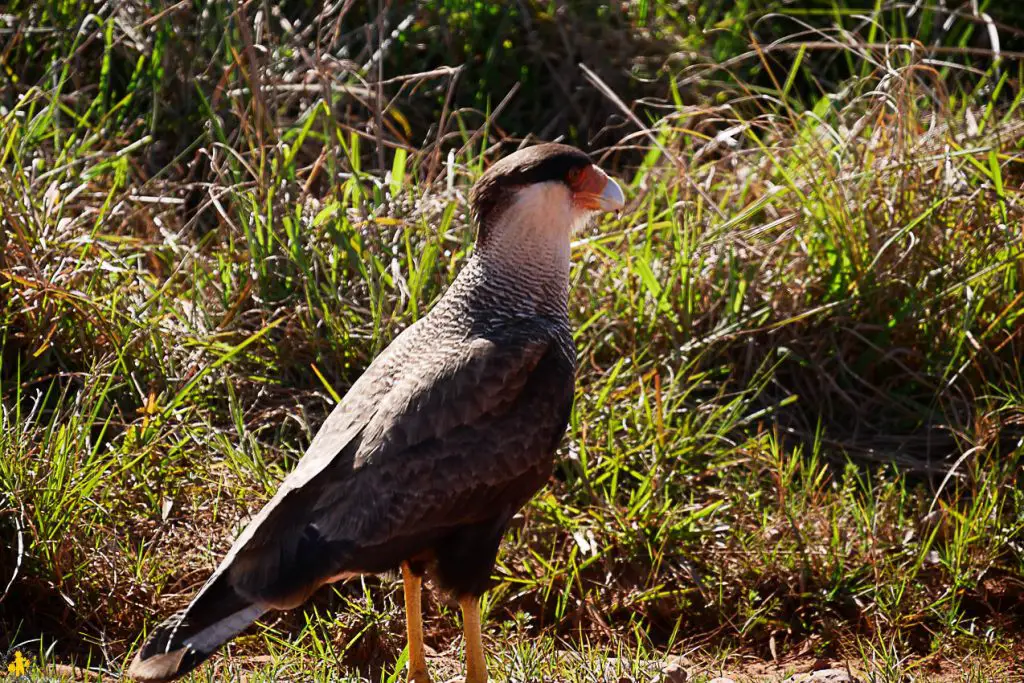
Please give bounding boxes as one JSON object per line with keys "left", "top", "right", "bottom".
{"left": 2, "top": 1, "right": 1023, "bottom": 681}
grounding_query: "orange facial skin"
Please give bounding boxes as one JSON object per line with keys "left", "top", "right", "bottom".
{"left": 568, "top": 164, "right": 613, "bottom": 210}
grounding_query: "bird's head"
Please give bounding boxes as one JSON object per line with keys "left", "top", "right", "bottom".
{"left": 469, "top": 144, "right": 625, "bottom": 257}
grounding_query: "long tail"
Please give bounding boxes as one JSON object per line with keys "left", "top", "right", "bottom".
{"left": 127, "top": 573, "right": 266, "bottom": 682}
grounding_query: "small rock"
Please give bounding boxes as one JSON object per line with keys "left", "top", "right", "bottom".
{"left": 783, "top": 669, "right": 862, "bottom": 683}
{"left": 706, "top": 678, "right": 736, "bottom": 683}
{"left": 654, "top": 663, "right": 688, "bottom": 683}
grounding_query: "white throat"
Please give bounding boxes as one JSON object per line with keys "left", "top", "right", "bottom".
{"left": 476, "top": 182, "right": 589, "bottom": 288}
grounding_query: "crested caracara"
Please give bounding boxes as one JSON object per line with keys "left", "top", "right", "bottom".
{"left": 128, "top": 143, "right": 626, "bottom": 683}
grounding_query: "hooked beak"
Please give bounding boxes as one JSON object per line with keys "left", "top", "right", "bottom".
{"left": 573, "top": 165, "right": 626, "bottom": 212}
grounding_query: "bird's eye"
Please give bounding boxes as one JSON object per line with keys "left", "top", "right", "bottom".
{"left": 566, "top": 167, "right": 584, "bottom": 187}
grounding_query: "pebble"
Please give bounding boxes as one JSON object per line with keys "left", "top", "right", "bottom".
{"left": 653, "top": 663, "right": 689, "bottom": 683}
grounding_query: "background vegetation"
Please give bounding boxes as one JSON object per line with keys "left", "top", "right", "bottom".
{"left": 1, "top": 0, "right": 1022, "bottom": 680}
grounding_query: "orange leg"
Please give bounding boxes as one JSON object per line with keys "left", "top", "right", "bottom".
{"left": 402, "top": 563, "right": 431, "bottom": 683}
{"left": 459, "top": 596, "right": 487, "bottom": 683}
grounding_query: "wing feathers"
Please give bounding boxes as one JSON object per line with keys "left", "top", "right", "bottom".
{"left": 128, "top": 574, "right": 265, "bottom": 681}
{"left": 226, "top": 323, "right": 572, "bottom": 604}
{"left": 130, "top": 317, "right": 574, "bottom": 680}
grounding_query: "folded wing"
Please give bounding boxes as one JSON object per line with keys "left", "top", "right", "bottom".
{"left": 129, "top": 316, "right": 574, "bottom": 681}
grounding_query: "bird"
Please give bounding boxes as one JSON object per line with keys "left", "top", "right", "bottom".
{"left": 127, "top": 142, "right": 626, "bottom": 683}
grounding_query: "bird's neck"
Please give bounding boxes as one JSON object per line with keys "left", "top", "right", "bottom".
{"left": 469, "top": 202, "right": 574, "bottom": 316}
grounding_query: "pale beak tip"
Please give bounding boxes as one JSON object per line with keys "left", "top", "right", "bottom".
{"left": 599, "top": 176, "right": 626, "bottom": 212}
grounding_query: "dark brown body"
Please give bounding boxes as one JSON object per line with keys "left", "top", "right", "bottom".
{"left": 226, "top": 298, "right": 577, "bottom": 610}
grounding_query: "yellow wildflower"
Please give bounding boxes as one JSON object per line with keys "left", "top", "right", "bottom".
{"left": 7, "top": 650, "right": 28, "bottom": 675}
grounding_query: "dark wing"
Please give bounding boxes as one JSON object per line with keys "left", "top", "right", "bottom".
{"left": 128, "top": 319, "right": 574, "bottom": 681}
{"left": 226, "top": 319, "right": 576, "bottom": 607}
